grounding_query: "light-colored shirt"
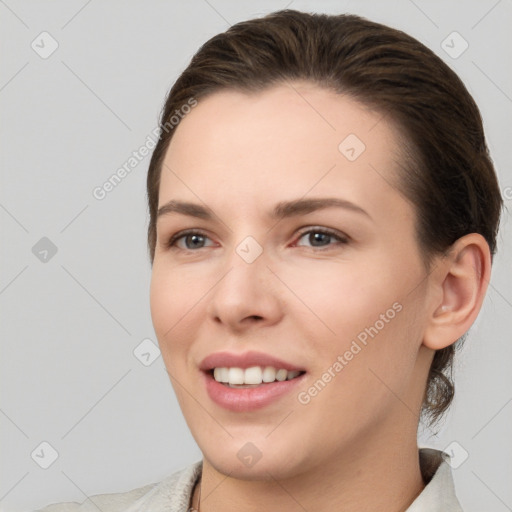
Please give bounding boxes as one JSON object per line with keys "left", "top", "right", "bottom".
{"left": 37, "top": 447, "right": 463, "bottom": 511}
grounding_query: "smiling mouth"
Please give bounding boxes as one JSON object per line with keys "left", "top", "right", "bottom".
{"left": 208, "top": 366, "right": 306, "bottom": 387}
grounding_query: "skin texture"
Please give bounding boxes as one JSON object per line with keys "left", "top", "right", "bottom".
{"left": 150, "top": 82, "right": 490, "bottom": 511}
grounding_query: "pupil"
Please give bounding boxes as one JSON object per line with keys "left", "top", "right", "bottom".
{"left": 310, "top": 232, "right": 330, "bottom": 246}
{"left": 187, "top": 234, "right": 204, "bottom": 248}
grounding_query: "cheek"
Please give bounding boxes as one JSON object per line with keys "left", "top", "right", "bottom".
{"left": 150, "top": 266, "right": 200, "bottom": 356}
{"left": 149, "top": 268, "right": 205, "bottom": 417}
{"left": 276, "top": 258, "right": 402, "bottom": 340}
{"left": 278, "top": 257, "right": 424, "bottom": 387}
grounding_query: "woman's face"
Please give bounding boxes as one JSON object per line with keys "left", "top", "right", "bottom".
{"left": 150, "top": 83, "right": 435, "bottom": 479}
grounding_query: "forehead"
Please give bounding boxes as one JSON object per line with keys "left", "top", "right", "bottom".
{"left": 160, "top": 83, "right": 407, "bottom": 216}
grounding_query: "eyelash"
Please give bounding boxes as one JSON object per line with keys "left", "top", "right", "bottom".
{"left": 165, "top": 227, "right": 349, "bottom": 251}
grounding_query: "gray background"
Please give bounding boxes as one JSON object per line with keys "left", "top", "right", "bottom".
{"left": 1, "top": 1, "right": 511, "bottom": 510}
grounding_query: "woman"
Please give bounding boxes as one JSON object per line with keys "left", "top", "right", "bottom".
{"left": 39, "top": 9, "right": 502, "bottom": 512}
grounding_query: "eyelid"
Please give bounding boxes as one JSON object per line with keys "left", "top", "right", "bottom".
{"left": 166, "top": 229, "right": 216, "bottom": 249}
{"left": 292, "top": 226, "right": 350, "bottom": 246}
{"left": 165, "top": 225, "right": 350, "bottom": 251}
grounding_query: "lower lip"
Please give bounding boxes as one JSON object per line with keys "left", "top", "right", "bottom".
{"left": 202, "top": 371, "right": 306, "bottom": 412}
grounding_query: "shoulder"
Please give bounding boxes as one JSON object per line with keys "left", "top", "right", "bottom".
{"left": 35, "top": 482, "right": 155, "bottom": 512}
{"left": 407, "top": 448, "right": 463, "bottom": 511}
{"left": 36, "top": 461, "right": 202, "bottom": 512}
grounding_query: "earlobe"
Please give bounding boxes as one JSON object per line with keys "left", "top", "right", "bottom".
{"left": 423, "top": 233, "right": 491, "bottom": 351}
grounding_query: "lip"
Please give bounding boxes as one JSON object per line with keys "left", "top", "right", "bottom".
{"left": 202, "top": 370, "right": 306, "bottom": 412}
{"left": 199, "top": 350, "right": 304, "bottom": 372}
{"left": 199, "top": 350, "right": 307, "bottom": 412}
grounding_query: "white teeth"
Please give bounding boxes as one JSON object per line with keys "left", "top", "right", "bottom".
{"left": 228, "top": 367, "right": 245, "bottom": 385}
{"left": 244, "top": 366, "right": 263, "bottom": 385}
{"left": 212, "top": 366, "right": 303, "bottom": 386}
{"left": 213, "top": 367, "right": 229, "bottom": 383}
{"left": 275, "top": 369, "right": 288, "bottom": 381}
{"left": 262, "top": 366, "right": 276, "bottom": 383}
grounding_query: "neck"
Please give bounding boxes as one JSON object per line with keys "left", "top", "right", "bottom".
{"left": 195, "top": 423, "right": 425, "bottom": 512}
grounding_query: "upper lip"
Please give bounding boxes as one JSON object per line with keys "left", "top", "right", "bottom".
{"left": 199, "top": 350, "right": 305, "bottom": 372}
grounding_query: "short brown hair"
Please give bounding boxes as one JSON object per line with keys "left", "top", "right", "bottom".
{"left": 146, "top": 10, "right": 502, "bottom": 426}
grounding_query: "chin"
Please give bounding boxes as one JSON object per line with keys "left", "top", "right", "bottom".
{"left": 199, "top": 433, "right": 311, "bottom": 481}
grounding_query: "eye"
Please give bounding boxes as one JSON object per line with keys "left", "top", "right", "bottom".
{"left": 295, "top": 228, "right": 348, "bottom": 248}
{"left": 167, "top": 230, "right": 216, "bottom": 250}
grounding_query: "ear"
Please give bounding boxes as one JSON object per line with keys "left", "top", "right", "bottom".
{"left": 423, "top": 233, "right": 492, "bottom": 350}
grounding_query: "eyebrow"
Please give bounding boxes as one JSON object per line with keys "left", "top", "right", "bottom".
{"left": 157, "top": 197, "right": 371, "bottom": 221}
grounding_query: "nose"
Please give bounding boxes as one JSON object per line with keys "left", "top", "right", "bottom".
{"left": 206, "top": 245, "right": 284, "bottom": 332}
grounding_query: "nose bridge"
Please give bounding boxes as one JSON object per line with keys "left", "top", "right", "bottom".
{"left": 217, "top": 239, "right": 269, "bottom": 303}
{"left": 207, "top": 236, "right": 282, "bottom": 327}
